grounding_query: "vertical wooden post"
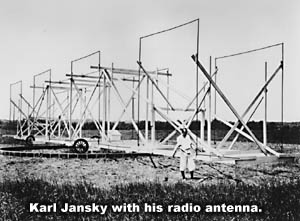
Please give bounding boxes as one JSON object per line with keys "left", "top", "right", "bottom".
{"left": 20, "top": 82, "right": 23, "bottom": 137}
{"left": 200, "top": 82, "right": 206, "bottom": 142}
{"left": 108, "top": 63, "right": 113, "bottom": 137}
{"left": 9, "top": 84, "right": 12, "bottom": 121}
{"left": 281, "top": 43, "right": 284, "bottom": 149}
{"left": 46, "top": 85, "right": 49, "bottom": 139}
{"left": 214, "top": 58, "right": 217, "bottom": 145}
{"left": 137, "top": 38, "right": 142, "bottom": 146}
{"left": 32, "top": 76, "right": 36, "bottom": 134}
{"left": 58, "top": 115, "right": 61, "bottom": 137}
{"left": 102, "top": 71, "right": 107, "bottom": 142}
{"left": 27, "top": 101, "right": 30, "bottom": 136}
{"left": 132, "top": 77, "right": 135, "bottom": 139}
{"left": 16, "top": 104, "right": 19, "bottom": 136}
{"left": 195, "top": 19, "right": 200, "bottom": 150}
{"left": 18, "top": 100, "right": 22, "bottom": 136}
{"left": 201, "top": 110, "right": 205, "bottom": 142}
{"left": 52, "top": 100, "right": 54, "bottom": 124}
{"left": 98, "top": 55, "right": 101, "bottom": 140}
{"left": 207, "top": 56, "right": 212, "bottom": 147}
{"left": 79, "top": 89, "right": 83, "bottom": 138}
{"left": 33, "top": 77, "right": 36, "bottom": 120}
{"left": 83, "top": 89, "right": 87, "bottom": 137}
{"left": 49, "top": 69, "right": 52, "bottom": 139}
{"left": 66, "top": 90, "right": 69, "bottom": 137}
{"left": 69, "top": 62, "right": 73, "bottom": 139}
{"left": 167, "top": 70, "right": 170, "bottom": 114}
{"left": 145, "top": 76, "right": 149, "bottom": 142}
{"left": 263, "top": 62, "right": 268, "bottom": 146}
{"left": 151, "top": 81, "right": 155, "bottom": 143}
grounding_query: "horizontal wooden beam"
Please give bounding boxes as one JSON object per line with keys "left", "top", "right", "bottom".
{"left": 121, "top": 78, "right": 140, "bottom": 82}
{"left": 90, "top": 66, "right": 172, "bottom": 76}
{"left": 66, "top": 74, "right": 100, "bottom": 79}
{"left": 159, "top": 107, "right": 195, "bottom": 112}
{"left": 235, "top": 155, "right": 295, "bottom": 165}
{"left": 65, "top": 74, "right": 142, "bottom": 84}
{"left": 45, "top": 80, "right": 102, "bottom": 88}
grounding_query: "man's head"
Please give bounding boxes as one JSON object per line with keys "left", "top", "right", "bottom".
{"left": 180, "top": 128, "right": 187, "bottom": 137}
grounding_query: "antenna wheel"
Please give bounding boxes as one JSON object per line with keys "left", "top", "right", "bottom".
{"left": 73, "top": 138, "right": 89, "bottom": 153}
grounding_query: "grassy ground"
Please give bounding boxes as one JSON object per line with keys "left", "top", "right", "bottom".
{"left": 1, "top": 154, "right": 300, "bottom": 220}
{"left": 0, "top": 177, "right": 300, "bottom": 220}
{"left": 1, "top": 134, "right": 300, "bottom": 220}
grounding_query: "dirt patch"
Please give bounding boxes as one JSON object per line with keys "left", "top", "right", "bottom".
{"left": 1, "top": 152, "right": 300, "bottom": 190}
{"left": 1, "top": 137, "right": 300, "bottom": 189}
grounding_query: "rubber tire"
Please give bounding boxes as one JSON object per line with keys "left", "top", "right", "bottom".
{"left": 73, "top": 138, "right": 89, "bottom": 153}
{"left": 25, "top": 135, "right": 35, "bottom": 146}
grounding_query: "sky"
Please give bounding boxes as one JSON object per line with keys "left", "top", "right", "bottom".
{"left": 0, "top": 0, "right": 299, "bottom": 122}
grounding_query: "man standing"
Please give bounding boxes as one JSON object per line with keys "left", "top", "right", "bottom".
{"left": 172, "top": 127, "right": 196, "bottom": 179}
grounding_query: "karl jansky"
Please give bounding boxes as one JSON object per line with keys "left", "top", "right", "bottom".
{"left": 29, "top": 203, "right": 108, "bottom": 214}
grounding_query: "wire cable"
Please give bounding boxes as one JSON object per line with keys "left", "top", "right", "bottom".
{"left": 216, "top": 43, "right": 282, "bottom": 60}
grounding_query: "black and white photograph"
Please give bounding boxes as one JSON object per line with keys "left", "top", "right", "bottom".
{"left": 0, "top": 0, "right": 300, "bottom": 220}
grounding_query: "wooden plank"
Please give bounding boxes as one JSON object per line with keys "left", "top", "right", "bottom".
{"left": 235, "top": 155, "right": 295, "bottom": 165}
{"left": 91, "top": 65, "right": 172, "bottom": 76}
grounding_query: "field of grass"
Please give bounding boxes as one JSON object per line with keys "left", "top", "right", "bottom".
{"left": 1, "top": 177, "right": 300, "bottom": 220}
{"left": 1, "top": 125, "right": 300, "bottom": 220}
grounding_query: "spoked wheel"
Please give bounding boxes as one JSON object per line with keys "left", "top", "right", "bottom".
{"left": 73, "top": 139, "right": 89, "bottom": 153}
{"left": 25, "top": 135, "right": 35, "bottom": 146}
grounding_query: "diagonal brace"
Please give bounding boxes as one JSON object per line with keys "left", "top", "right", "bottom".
{"left": 191, "top": 55, "right": 269, "bottom": 155}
